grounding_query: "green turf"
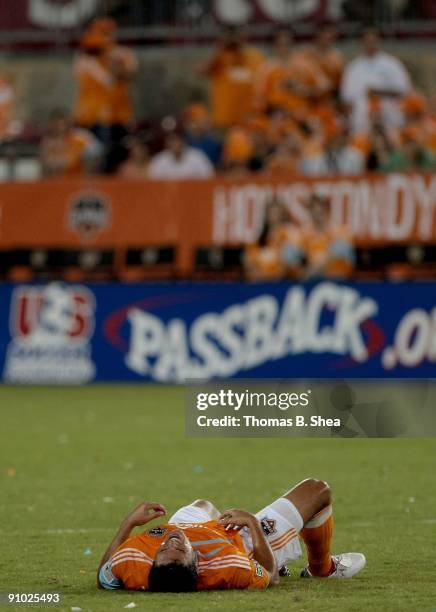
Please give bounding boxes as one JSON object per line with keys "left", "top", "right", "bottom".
{"left": 1, "top": 385, "right": 435, "bottom": 612}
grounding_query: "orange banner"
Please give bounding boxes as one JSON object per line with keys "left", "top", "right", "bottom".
{"left": 0, "top": 173, "right": 435, "bottom": 271}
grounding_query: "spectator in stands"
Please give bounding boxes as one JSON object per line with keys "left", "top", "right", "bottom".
{"left": 401, "top": 92, "right": 436, "bottom": 157}
{"left": 302, "top": 194, "right": 355, "bottom": 279}
{"left": 117, "top": 135, "right": 150, "bottom": 178}
{"left": 253, "top": 27, "right": 294, "bottom": 113}
{"left": 40, "top": 109, "right": 103, "bottom": 177}
{"left": 325, "top": 127, "right": 370, "bottom": 175}
{"left": 247, "top": 129, "right": 271, "bottom": 172}
{"left": 97, "top": 18, "right": 138, "bottom": 130}
{"left": 222, "top": 127, "right": 254, "bottom": 176}
{"left": 147, "top": 130, "right": 214, "bottom": 179}
{"left": 73, "top": 27, "right": 113, "bottom": 146}
{"left": 0, "top": 72, "right": 18, "bottom": 142}
{"left": 340, "top": 27, "right": 411, "bottom": 134}
{"left": 370, "top": 121, "right": 436, "bottom": 172}
{"left": 201, "top": 26, "right": 264, "bottom": 128}
{"left": 265, "top": 132, "right": 302, "bottom": 176}
{"left": 183, "top": 103, "right": 222, "bottom": 167}
{"left": 245, "top": 197, "right": 303, "bottom": 280}
{"left": 92, "top": 18, "right": 138, "bottom": 172}
{"left": 254, "top": 27, "right": 338, "bottom": 147}
{"left": 299, "top": 122, "right": 330, "bottom": 176}
{"left": 307, "top": 23, "right": 345, "bottom": 99}
{"left": 269, "top": 36, "right": 331, "bottom": 121}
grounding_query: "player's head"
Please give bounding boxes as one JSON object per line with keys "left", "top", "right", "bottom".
{"left": 149, "top": 529, "right": 198, "bottom": 592}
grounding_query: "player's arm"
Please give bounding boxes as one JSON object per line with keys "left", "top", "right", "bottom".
{"left": 97, "top": 501, "right": 166, "bottom": 588}
{"left": 219, "top": 509, "right": 279, "bottom": 586}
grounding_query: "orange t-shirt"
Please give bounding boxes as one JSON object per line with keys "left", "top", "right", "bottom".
{"left": 101, "top": 521, "right": 269, "bottom": 591}
{"left": 41, "top": 128, "right": 97, "bottom": 175}
{"left": 256, "top": 55, "right": 323, "bottom": 125}
{"left": 298, "top": 47, "right": 345, "bottom": 93}
{"left": 207, "top": 46, "right": 265, "bottom": 128}
{"left": 108, "top": 45, "right": 137, "bottom": 125}
{"left": 73, "top": 54, "right": 112, "bottom": 126}
{"left": 253, "top": 57, "right": 288, "bottom": 112}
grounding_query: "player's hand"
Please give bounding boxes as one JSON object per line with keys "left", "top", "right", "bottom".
{"left": 126, "top": 502, "right": 167, "bottom": 527}
{"left": 219, "top": 509, "right": 256, "bottom": 531}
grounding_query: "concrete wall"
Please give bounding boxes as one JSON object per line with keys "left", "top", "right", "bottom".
{"left": 1, "top": 41, "right": 435, "bottom": 125}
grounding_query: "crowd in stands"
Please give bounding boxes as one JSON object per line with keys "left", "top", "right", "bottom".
{"left": 195, "top": 24, "right": 436, "bottom": 178}
{"left": 1, "top": 18, "right": 436, "bottom": 180}
{"left": 245, "top": 194, "right": 355, "bottom": 281}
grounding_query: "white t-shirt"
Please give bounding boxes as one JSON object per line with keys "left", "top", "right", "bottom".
{"left": 148, "top": 147, "right": 214, "bottom": 180}
{"left": 340, "top": 51, "right": 411, "bottom": 104}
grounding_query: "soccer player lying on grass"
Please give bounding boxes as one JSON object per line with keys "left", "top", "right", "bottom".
{"left": 97, "top": 478, "right": 365, "bottom": 592}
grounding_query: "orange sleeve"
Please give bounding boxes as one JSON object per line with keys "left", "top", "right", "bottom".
{"left": 108, "top": 543, "right": 153, "bottom": 591}
{"left": 224, "top": 560, "right": 270, "bottom": 590}
{"left": 111, "top": 557, "right": 151, "bottom": 590}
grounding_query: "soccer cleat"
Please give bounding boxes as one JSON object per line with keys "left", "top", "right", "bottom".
{"left": 279, "top": 565, "right": 291, "bottom": 577}
{"left": 300, "top": 553, "right": 366, "bottom": 578}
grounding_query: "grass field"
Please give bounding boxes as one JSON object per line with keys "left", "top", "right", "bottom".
{"left": 1, "top": 385, "right": 435, "bottom": 612}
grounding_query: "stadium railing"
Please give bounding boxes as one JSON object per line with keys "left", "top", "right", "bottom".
{"left": 0, "top": 172, "right": 435, "bottom": 281}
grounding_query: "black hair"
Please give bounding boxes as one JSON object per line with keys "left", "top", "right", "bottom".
{"left": 148, "top": 561, "right": 198, "bottom": 593}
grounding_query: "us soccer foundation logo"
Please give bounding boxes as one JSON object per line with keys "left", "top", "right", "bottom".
{"left": 3, "top": 283, "right": 96, "bottom": 384}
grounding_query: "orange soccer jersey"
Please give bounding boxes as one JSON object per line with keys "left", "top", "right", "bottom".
{"left": 105, "top": 521, "right": 269, "bottom": 591}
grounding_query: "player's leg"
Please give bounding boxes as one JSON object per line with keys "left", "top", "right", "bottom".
{"left": 284, "top": 479, "right": 334, "bottom": 577}
{"left": 284, "top": 479, "right": 366, "bottom": 579}
{"left": 283, "top": 478, "right": 331, "bottom": 523}
{"left": 191, "top": 499, "right": 220, "bottom": 519}
{"left": 168, "top": 499, "right": 220, "bottom": 524}
{"left": 254, "top": 478, "right": 365, "bottom": 579}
